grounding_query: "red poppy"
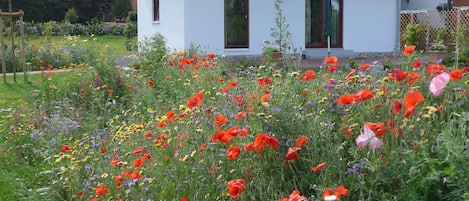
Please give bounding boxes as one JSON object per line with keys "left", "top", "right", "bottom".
{"left": 232, "top": 95, "right": 246, "bottom": 107}
{"left": 340, "top": 125, "right": 353, "bottom": 136}
{"left": 324, "top": 56, "right": 338, "bottom": 66}
{"left": 403, "top": 45, "right": 416, "bottom": 56}
{"left": 227, "top": 179, "right": 246, "bottom": 199}
{"left": 345, "top": 69, "right": 355, "bottom": 82}
{"left": 285, "top": 147, "right": 301, "bottom": 161}
{"left": 181, "top": 195, "right": 189, "bottom": 201}
{"left": 449, "top": 69, "right": 463, "bottom": 81}
{"left": 110, "top": 156, "right": 121, "bottom": 167}
{"left": 426, "top": 64, "right": 446, "bottom": 77}
{"left": 353, "top": 89, "right": 373, "bottom": 102}
{"left": 295, "top": 135, "right": 308, "bottom": 148}
{"left": 130, "top": 170, "right": 144, "bottom": 180}
{"left": 235, "top": 112, "right": 247, "bottom": 120}
{"left": 157, "top": 121, "right": 168, "bottom": 128}
{"left": 334, "top": 185, "right": 350, "bottom": 198}
{"left": 211, "top": 130, "right": 236, "bottom": 143}
{"left": 142, "top": 151, "right": 151, "bottom": 160}
{"left": 462, "top": 67, "right": 469, "bottom": 73}
{"left": 358, "top": 63, "right": 370, "bottom": 70}
{"left": 95, "top": 184, "right": 110, "bottom": 197}
{"left": 364, "top": 122, "right": 387, "bottom": 137}
{"left": 337, "top": 94, "right": 355, "bottom": 105}
{"left": 167, "top": 110, "right": 175, "bottom": 121}
{"left": 238, "top": 128, "right": 249, "bottom": 136}
{"left": 403, "top": 90, "right": 424, "bottom": 109}
{"left": 407, "top": 72, "right": 422, "bottom": 85}
{"left": 230, "top": 81, "right": 237, "bottom": 86}
{"left": 322, "top": 185, "right": 349, "bottom": 200}
{"left": 133, "top": 157, "right": 144, "bottom": 168}
{"left": 281, "top": 190, "right": 308, "bottom": 201}
{"left": 392, "top": 100, "right": 402, "bottom": 114}
{"left": 186, "top": 92, "right": 204, "bottom": 109}
{"left": 257, "top": 77, "right": 272, "bottom": 87}
{"left": 198, "top": 143, "right": 207, "bottom": 152}
{"left": 227, "top": 145, "right": 241, "bottom": 160}
{"left": 244, "top": 133, "right": 279, "bottom": 152}
{"left": 302, "top": 70, "right": 316, "bottom": 81}
{"left": 60, "top": 144, "right": 71, "bottom": 154}
{"left": 327, "top": 65, "right": 337, "bottom": 73}
{"left": 404, "top": 106, "right": 416, "bottom": 118}
{"left": 133, "top": 147, "right": 143, "bottom": 155}
{"left": 214, "top": 115, "right": 228, "bottom": 128}
{"left": 207, "top": 53, "right": 216, "bottom": 58}
{"left": 261, "top": 92, "right": 271, "bottom": 103}
{"left": 412, "top": 59, "right": 421, "bottom": 68}
{"left": 312, "top": 162, "right": 327, "bottom": 172}
{"left": 107, "top": 88, "right": 114, "bottom": 94}
{"left": 148, "top": 80, "right": 155, "bottom": 87}
{"left": 388, "top": 69, "right": 408, "bottom": 82}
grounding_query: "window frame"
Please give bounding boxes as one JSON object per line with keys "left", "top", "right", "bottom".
{"left": 153, "top": 0, "right": 160, "bottom": 22}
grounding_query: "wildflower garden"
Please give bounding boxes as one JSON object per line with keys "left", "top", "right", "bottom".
{"left": 0, "top": 34, "right": 468, "bottom": 201}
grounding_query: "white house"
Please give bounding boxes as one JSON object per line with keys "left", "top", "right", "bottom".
{"left": 138, "top": 0, "right": 401, "bottom": 59}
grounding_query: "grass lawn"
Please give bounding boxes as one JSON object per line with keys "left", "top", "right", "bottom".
{"left": 0, "top": 74, "right": 42, "bottom": 107}
{"left": 26, "top": 35, "right": 137, "bottom": 57}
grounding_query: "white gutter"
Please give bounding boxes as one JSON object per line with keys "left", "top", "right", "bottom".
{"left": 396, "top": 0, "right": 401, "bottom": 52}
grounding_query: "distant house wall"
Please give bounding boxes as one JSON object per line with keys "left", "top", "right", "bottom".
{"left": 131, "top": 0, "right": 137, "bottom": 11}
{"left": 451, "top": 0, "right": 469, "bottom": 7}
{"left": 138, "top": 0, "right": 186, "bottom": 49}
{"left": 401, "top": 0, "right": 448, "bottom": 10}
{"left": 343, "top": 0, "right": 399, "bottom": 52}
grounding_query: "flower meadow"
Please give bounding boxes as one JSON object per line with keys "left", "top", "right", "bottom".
{"left": 1, "top": 39, "right": 469, "bottom": 201}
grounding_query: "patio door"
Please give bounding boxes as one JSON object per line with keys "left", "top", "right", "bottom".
{"left": 305, "top": 0, "right": 342, "bottom": 48}
{"left": 225, "top": 0, "right": 249, "bottom": 48}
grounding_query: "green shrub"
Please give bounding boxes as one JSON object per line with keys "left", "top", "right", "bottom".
{"left": 64, "top": 8, "right": 79, "bottom": 23}
{"left": 127, "top": 11, "right": 137, "bottom": 22}
{"left": 405, "top": 24, "right": 422, "bottom": 47}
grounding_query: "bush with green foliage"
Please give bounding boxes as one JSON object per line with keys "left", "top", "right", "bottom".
{"left": 405, "top": 24, "right": 422, "bottom": 47}
{"left": 127, "top": 11, "right": 137, "bottom": 22}
{"left": 64, "top": 8, "right": 79, "bottom": 23}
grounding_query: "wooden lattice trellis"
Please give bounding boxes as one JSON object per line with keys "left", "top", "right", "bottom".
{"left": 400, "top": 7, "right": 469, "bottom": 67}
{"left": 0, "top": 9, "right": 26, "bottom": 83}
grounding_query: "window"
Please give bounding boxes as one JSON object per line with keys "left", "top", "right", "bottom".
{"left": 153, "top": 0, "right": 160, "bottom": 21}
{"left": 305, "top": 0, "right": 342, "bottom": 48}
{"left": 224, "top": 0, "right": 249, "bottom": 48}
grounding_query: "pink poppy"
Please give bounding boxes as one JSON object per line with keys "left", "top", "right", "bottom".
{"left": 429, "top": 72, "right": 450, "bottom": 96}
{"left": 356, "top": 125, "right": 383, "bottom": 150}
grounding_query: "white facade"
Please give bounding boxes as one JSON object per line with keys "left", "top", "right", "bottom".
{"left": 343, "top": 0, "right": 400, "bottom": 52}
{"left": 401, "top": 0, "right": 448, "bottom": 10}
{"left": 138, "top": 0, "right": 400, "bottom": 57}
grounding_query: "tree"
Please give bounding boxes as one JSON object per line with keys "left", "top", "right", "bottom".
{"left": 111, "top": 0, "right": 131, "bottom": 19}
{"left": 65, "top": 8, "right": 79, "bottom": 23}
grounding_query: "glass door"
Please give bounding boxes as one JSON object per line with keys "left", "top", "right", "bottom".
{"left": 305, "top": 0, "right": 342, "bottom": 48}
{"left": 225, "top": 0, "right": 249, "bottom": 48}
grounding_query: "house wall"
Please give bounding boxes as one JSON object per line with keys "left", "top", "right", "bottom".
{"left": 451, "top": 0, "right": 469, "bottom": 7}
{"left": 184, "top": 0, "right": 305, "bottom": 56}
{"left": 138, "top": 0, "right": 400, "bottom": 56}
{"left": 137, "top": 0, "right": 185, "bottom": 50}
{"left": 131, "top": 0, "right": 137, "bottom": 11}
{"left": 401, "top": 0, "right": 448, "bottom": 10}
{"left": 343, "top": 0, "right": 399, "bottom": 52}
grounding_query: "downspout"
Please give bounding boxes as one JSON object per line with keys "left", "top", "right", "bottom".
{"left": 396, "top": 0, "right": 401, "bottom": 52}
